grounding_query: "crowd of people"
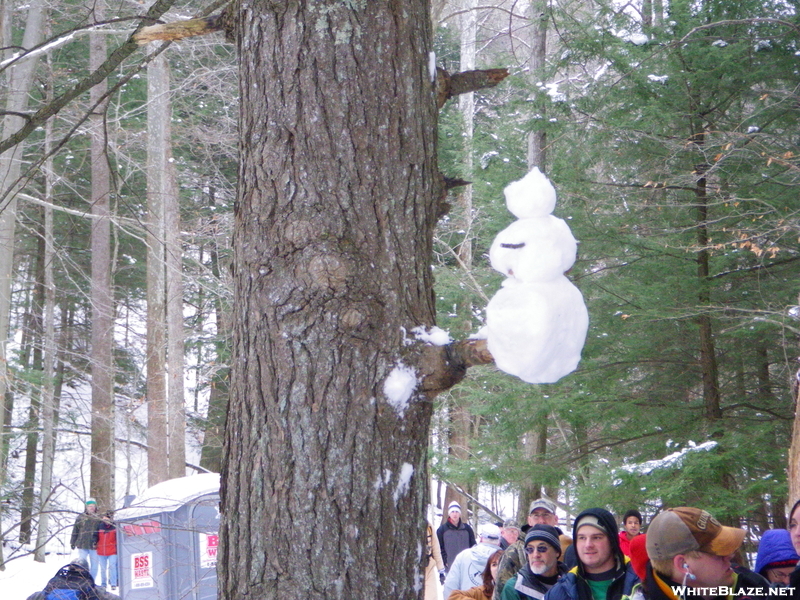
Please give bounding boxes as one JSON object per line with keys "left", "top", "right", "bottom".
{"left": 28, "top": 494, "right": 800, "bottom": 600}
{"left": 427, "top": 498, "right": 800, "bottom": 600}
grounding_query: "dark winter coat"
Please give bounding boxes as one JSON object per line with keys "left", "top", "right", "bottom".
{"left": 543, "top": 563, "right": 638, "bottom": 600}
{"left": 438, "top": 518, "right": 477, "bottom": 570}
{"left": 70, "top": 513, "right": 100, "bottom": 550}
{"left": 495, "top": 528, "right": 573, "bottom": 600}
{"left": 543, "top": 508, "right": 639, "bottom": 600}
{"left": 26, "top": 562, "right": 118, "bottom": 600}
{"left": 501, "top": 561, "right": 568, "bottom": 600}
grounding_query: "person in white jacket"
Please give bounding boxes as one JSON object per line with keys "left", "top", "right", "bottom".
{"left": 444, "top": 523, "right": 503, "bottom": 599}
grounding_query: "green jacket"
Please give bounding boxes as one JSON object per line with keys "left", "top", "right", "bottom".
{"left": 70, "top": 513, "right": 100, "bottom": 550}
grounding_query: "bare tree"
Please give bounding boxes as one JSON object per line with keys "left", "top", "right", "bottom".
{"left": 89, "top": 0, "right": 116, "bottom": 510}
{"left": 165, "top": 124, "right": 185, "bottom": 480}
{"left": 527, "top": 0, "right": 548, "bottom": 170}
{"left": 34, "top": 90, "right": 58, "bottom": 562}
{"left": 145, "top": 47, "right": 184, "bottom": 484}
{"left": 145, "top": 49, "right": 171, "bottom": 486}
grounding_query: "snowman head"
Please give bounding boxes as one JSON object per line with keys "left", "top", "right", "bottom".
{"left": 504, "top": 167, "right": 557, "bottom": 219}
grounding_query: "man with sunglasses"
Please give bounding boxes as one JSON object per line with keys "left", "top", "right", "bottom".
{"left": 501, "top": 525, "right": 568, "bottom": 600}
{"left": 495, "top": 499, "right": 573, "bottom": 600}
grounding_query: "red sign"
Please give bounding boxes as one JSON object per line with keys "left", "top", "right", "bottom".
{"left": 123, "top": 520, "right": 162, "bottom": 536}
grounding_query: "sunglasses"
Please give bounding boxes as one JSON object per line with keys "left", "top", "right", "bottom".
{"left": 525, "top": 544, "right": 552, "bottom": 555}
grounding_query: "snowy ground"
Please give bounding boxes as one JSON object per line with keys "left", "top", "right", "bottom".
{"left": 1, "top": 550, "right": 76, "bottom": 599}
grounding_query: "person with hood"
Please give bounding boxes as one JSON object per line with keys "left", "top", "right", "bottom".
{"left": 70, "top": 498, "right": 101, "bottom": 579}
{"left": 439, "top": 501, "right": 477, "bottom": 572}
{"left": 641, "top": 507, "right": 769, "bottom": 600}
{"left": 444, "top": 523, "right": 503, "bottom": 600}
{"left": 544, "top": 508, "right": 638, "bottom": 600}
{"left": 449, "top": 549, "right": 505, "bottom": 600}
{"left": 754, "top": 528, "right": 798, "bottom": 585}
{"left": 502, "top": 525, "right": 568, "bottom": 600}
{"left": 25, "top": 559, "right": 118, "bottom": 600}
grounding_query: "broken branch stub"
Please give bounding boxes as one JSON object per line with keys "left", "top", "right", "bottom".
{"left": 436, "top": 67, "right": 510, "bottom": 108}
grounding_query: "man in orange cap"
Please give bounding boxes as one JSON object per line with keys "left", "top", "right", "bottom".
{"left": 640, "top": 507, "right": 769, "bottom": 600}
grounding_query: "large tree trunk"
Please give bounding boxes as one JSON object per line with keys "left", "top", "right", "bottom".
{"left": 219, "top": 2, "right": 439, "bottom": 597}
{"left": 89, "top": 0, "right": 116, "bottom": 510}
{"left": 0, "top": 0, "right": 47, "bottom": 567}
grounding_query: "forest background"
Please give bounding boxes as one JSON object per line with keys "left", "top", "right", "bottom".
{"left": 1, "top": 0, "right": 799, "bottom": 568}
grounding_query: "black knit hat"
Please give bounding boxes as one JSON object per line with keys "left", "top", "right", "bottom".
{"left": 525, "top": 524, "right": 562, "bottom": 556}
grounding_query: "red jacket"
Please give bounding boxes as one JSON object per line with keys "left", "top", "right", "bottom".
{"left": 96, "top": 522, "right": 117, "bottom": 556}
{"left": 618, "top": 530, "right": 637, "bottom": 558}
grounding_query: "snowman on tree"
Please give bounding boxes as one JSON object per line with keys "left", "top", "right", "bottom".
{"left": 479, "top": 167, "right": 589, "bottom": 384}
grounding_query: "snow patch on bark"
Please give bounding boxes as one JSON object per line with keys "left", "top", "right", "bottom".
{"left": 412, "top": 325, "right": 452, "bottom": 346}
{"left": 383, "top": 363, "right": 418, "bottom": 416}
{"left": 393, "top": 462, "right": 414, "bottom": 502}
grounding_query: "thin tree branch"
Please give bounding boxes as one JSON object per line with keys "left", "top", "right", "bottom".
{"left": 0, "top": 0, "right": 178, "bottom": 156}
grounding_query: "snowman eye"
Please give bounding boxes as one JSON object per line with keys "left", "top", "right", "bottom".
{"left": 501, "top": 242, "right": 526, "bottom": 249}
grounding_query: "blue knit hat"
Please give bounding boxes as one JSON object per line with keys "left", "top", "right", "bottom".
{"left": 754, "top": 529, "right": 799, "bottom": 576}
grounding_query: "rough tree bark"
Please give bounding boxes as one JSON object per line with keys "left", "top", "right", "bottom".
{"left": 129, "top": 1, "right": 504, "bottom": 595}
{"left": 219, "top": 1, "right": 446, "bottom": 597}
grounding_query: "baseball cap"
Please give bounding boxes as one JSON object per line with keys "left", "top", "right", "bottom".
{"left": 480, "top": 523, "right": 501, "bottom": 540}
{"left": 575, "top": 513, "right": 609, "bottom": 536}
{"left": 646, "top": 507, "right": 745, "bottom": 561}
{"left": 529, "top": 498, "right": 556, "bottom": 514}
{"left": 503, "top": 518, "right": 521, "bottom": 531}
